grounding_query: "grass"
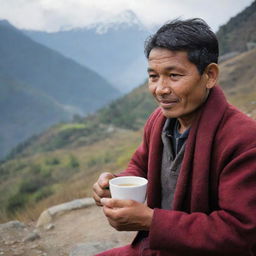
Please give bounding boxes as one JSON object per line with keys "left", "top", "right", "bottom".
{"left": 0, "top": 128, "right": 141, "bottom": 223}
{"left": 58, "top": 123, "right": 87, "bottom": 131}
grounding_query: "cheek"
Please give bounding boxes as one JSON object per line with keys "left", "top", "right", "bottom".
{"left": 148, "top": 83, "right": 156, "bottom": 95}
{"left": 170, "top": 82, "right": 191, "bottom": 100}
{"left": 172, "top": 87, "right": 205, "bottom": 109}
{"left": 184, "top": 86, "right": 208, "bottom": 107}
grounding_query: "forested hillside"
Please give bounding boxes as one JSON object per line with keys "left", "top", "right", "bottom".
{"left": 5, "top": 83, "right": 156, "bottom": 159}
{"left": 217, "top": 0, "right": 256, "bottom": 55}
{"left": 0, "top": 20, "right": 120, "bottom": 158}
{"left": 0, "top": 75, "right": 72, "bottom": 159}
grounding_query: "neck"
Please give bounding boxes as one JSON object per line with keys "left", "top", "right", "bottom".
{"left": 177, "top": 118, "right": 192, "bottom": 134}
{"left": 177, "top": 108, "right": 200, "bottom": 134}
{"left": 177, "top": 89, "right": 211, "bottom": 133}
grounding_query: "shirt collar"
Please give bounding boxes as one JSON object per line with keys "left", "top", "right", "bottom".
{"left": 162, "top": 118, "right": 190, "bottom": 139}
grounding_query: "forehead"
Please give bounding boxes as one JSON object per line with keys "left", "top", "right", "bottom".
{"left": 148, "top": 48, "right": 193, "bottom": 70}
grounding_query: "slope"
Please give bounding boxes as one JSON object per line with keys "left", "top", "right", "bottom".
{"left": 216, "top": 0, "right": 256, "bottom": 55}
{"left": 0, "top": 20, "right": 120, "bottom": 114}
{"left": 0, "top": 74, "right": 73, "bottom": 158}
{"left": 0, "top": 20, "right": 120, "bottom": 158}
{"left": 5, "top": 82, "right": 156, "bottom": 160}
{"left": 218, "top": 48, "right": 256, "bottom": 118}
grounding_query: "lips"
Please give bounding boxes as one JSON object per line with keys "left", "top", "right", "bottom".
{"left": 157, "top": 98, "right": 179, "bottom": 108}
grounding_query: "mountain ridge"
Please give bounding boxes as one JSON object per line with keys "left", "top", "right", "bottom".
{"left": 23, "top": 20, "right": 150, "bottom": 93}
{"left": 216, "top": 0, "right": 256, "bottom": 55}
{"left": 0, "top": 21, "right": 120, "bottom": 159}
{"left": 0, "top": 21, "right": 120, "bottom": 112}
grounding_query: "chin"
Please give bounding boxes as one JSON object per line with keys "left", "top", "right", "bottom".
{"left": 161, "top": 108, "right": 180, "bottom": 118}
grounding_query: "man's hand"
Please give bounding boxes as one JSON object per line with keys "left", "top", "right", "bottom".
{"left": 92, "top": 172, "right": 115, "bottom": 206}
{"left": 101, "top": 198, "right": 153, "bottom": 231}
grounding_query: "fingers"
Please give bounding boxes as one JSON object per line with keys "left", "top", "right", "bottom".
{"left": 102, "top": 201, "right": 126, "bottom": 225}
{"left": 93, "top": 192, "right": 103, "bottom": 206}
{"left": 101, "top": 198, "right": 135, "bottom": 208}
{"left": 93, "top": 182, "right": 111, "bottom": 198}
{"left": 101, "top": 199, "right": 147, "bottom": 231}
{"left": 101, "top": 199, "right": 153, "bottom": 231}
{"left": 98, "top": 172, "right": 115, "bottom": 189}
{"left": 92, "top": 172, "right": 115, "bottom": 206}
{"left": 92, "top": 182, "right": 111, "bottom": 206}
{"left": 101, "top": 198, "right": 131, "bottom": 219}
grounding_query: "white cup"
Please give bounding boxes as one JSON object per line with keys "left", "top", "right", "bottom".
{"left": 109, "top": 176, "right": 148, "bottom": 203}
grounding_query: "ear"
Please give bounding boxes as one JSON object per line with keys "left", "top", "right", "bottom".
{"left": 203, "top": 63, "right": 219, "bottom": 89}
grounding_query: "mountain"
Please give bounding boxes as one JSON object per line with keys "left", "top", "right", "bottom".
{"left": 23, "top": 11, "right": 150, "bottom": 92}
{"left": 0, "top": 74, "right": 73, "bottom": 159}
{"left": 217, "top": 0, "right": 256, "bottom": 56}
{"left": 0, "top": 20, "right": 120, "bottom": 113}
{"left": 5, "top": 81, "right": 156, "bottom": 160}
{"left": 0, "top": 20, "right": 120, "bottom": 159}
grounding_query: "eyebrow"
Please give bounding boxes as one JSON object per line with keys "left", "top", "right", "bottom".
{"left": 147, "top": 68, "right": 155, "bottom": 73}
{"left": 147, "top": 66, "right": 181, "bottom": 73}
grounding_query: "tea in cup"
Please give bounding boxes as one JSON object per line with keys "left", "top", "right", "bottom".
{"left": 109, "top": 176, "right": 148, "bottom": 203}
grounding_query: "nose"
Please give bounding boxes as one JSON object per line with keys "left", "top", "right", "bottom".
{"left": 155, "top": 78, "right": 171, "bottom": 95}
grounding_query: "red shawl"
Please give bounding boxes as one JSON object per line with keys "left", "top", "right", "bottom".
{"left": 121, "top": 86, "right": 256, "bottom": 255}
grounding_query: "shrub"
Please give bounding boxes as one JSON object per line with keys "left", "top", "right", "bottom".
{"left": 45, "top": 157, "right": 60, "bottom": 165}
{"left": 7, "top": 193, "right": 27, "bottom": 213}
{"left": 87, "top": 157, "right": 100, "bottom": 167}
{"left": 68, "top": 155, "right": 80, "bottom": 168}
{"left": 29, "top": 164, "right": 42, "bottom": 174}
{"left": 19, "top": 177, "right": 47, "bottom": 194}
{"left": 34, "top": 187, "right": 53, "bottom": 202}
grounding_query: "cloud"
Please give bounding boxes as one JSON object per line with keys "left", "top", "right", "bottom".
{"left": 0, "top": 0, "right": 254, "bottom": 32}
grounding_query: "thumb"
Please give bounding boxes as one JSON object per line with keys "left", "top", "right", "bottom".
{"left": 98, "top": 172, "right": 115, "bottom": 188}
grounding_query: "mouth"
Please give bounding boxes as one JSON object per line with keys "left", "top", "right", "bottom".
{"left": 158, "top": 99, "right": 179, "bottom": 108}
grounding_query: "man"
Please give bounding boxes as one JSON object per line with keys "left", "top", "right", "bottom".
{"left": 92, "top": 18, "right": 256, "bottom": 255}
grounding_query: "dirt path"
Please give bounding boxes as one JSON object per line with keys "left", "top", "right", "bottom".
{"left": 0, "top": 204, "right": 136, "bottom": 256}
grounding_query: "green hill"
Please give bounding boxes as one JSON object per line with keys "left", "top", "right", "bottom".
{"left": 218, "top": 48, "right": 256, "bottom": 118}
{"left": 0, "top": 20, "right": 120, "bottom": 159}
{"left": 0, "top": 20, "right": 120, "bottom": 112}
{"left": 0, "top": 74, "right": 72, "bottom": 158}
{"left": 5, "top": 83, "right": 156, "bottom": 160}
{"left": 0, "top": 78, "right": 157, "bottom": 221}
{"left": 216, "top": 0, "right": 256, "bottom": 55}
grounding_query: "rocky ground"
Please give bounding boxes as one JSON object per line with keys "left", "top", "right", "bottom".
{"left": 0, "top": 200, "right": 136, "bottom": 256}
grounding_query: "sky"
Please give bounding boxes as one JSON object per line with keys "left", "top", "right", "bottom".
{"left": 0, "top": 0, "right": 254, "bottom": 32}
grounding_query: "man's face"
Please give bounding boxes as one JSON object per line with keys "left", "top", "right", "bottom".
{"left": 147, "top": 48, "right": 210, "bottom": 122}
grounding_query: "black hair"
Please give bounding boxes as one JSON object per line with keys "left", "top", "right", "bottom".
{"left": 144, "top": 18, "right": 219, "bottom": 74}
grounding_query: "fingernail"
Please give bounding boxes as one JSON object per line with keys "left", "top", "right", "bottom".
{"left": 100, "top": 198, "right": 108, "bottom": 205}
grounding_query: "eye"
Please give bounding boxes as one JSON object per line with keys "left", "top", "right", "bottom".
{"left": 169, "top": 73, "right": 181, "bottom": 77}
{"left": 169, "top": 73, "right": 183, "bottom": 80}
{"left": 148, "top": 74, "right": 158, "bottom": 80}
